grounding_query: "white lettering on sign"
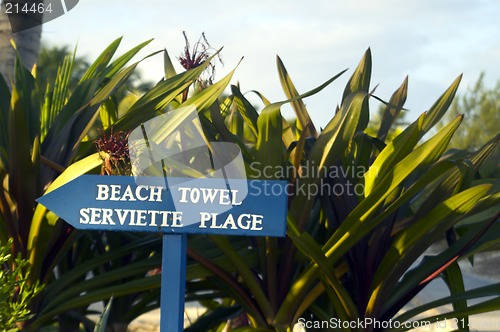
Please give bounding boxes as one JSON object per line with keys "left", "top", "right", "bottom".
{"left": 79, "top": 208, "right": 264, "bottom": 231}
{"left": 96, "top": 184, "right": 164, "bottom": 202}
{"left": 199, "top": 212, "right": 263, "bottom": 230}
{"left": 177, "top": 187, "right": 242, "bottom": 205}
{"left": 78, "top": 183, "right": 266, "bottom": 232}
{"left": 80, "top": 208, "right": 183, "bottom": 227}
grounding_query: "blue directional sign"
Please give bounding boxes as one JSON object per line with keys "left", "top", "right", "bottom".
{"left": 36, "top": 107, "right": 289, "bottom": 331}
{"left": 37, "top": 175, "right": 288, "bottom": 237}
{"left": 37, "top": 174, "right": 288, "bottom": 331}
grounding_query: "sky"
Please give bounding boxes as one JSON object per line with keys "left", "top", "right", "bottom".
{"left": 41, "top": 0, "right": 500, "bottom": 129}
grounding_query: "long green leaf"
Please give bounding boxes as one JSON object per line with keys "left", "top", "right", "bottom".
{"left": 442, "top": 262, "right": 469, "bottom": 330}
{"left": 278, "top": 115, "right": 463, "bottom": 325}
{"left": 163, "top": 49, "right": 177, "bottom": 79}
{"left": 31, "top": 275, "right": 161, "bottom": 328}
{"left": 124, "top": 49, "right": 222, "bottom": 113}
{"left": 421, "top": 75, "right": 462, "bottom": 133}
{"left": 42, "top": 257, "right": 160, "bottom": 313}
{"left": 377, "top": 76, "right": 408, "bottom": 141}
{"left": 185, "top": 306, "right": 242, "bottom": 332}
{"left": 0, "top": 73, "right": 9, "bottom": 170}
{"left": 104, "top": 38, "right": 153, "bottom": 78}
{"left": 342, "top": 48, "right": 372, "bottom": 101}
{"left": 28, "top": 153, "right": 102, "bottom": 273}
{"left": 368, "top": 184, "right": 493, "bottom": 318}
{"left": 42, "top": 50, "right": 74, "bottom": 140}
{"left": 255, "top": 103, "right": 283, "bottom": 176}
{"left": 112, "top": 53, "right": 223, "bottom": 132}
{"left": 391, "top": 297, "right": 500, "bottom": 332}
{"left": 275, "top": 93, "right": 366, "bottom": 326}
{"left": 8, "top": 86, "right": 38, "bottom": 248}
{"left": 382, "top": 194, "right": 500, "bottom": 319}
{"left": 290, "top": 91, "right": 367, "bottom": 231}
{"left": 324, "top": 115, "right": 463, "bottom": 258}
{"left": 276, "top": 55, "right": 317, "bottom": 137}
{"left": 183, "top": 61, "right": 240, "bottom": 112}
{"left": 394, "top": 282, "right": 500, "bottom": 324}
{"left": 208, "top": 103, "right": 251, "bottom": 162}
{"left": 13, "top": 48, "right": 39, "bottom": 143}
{"left": 93, "top": 297, "right": 113, "bottom": 332}
{"left": 210, "top": 236, "right": 273, "bottom": 325}
{"left": 80, "top": 37, "right": 122, "bottom": 82}
{"left": 45, "top": 78, "right": 100, "bottom": 139}
{"left": 364, "top": 113, "right": 424, "bottom": 196}
{"left": 43, "top": 61, "right": 143, "bottom": 178}
{"left": 289, "top": 232, "right": 359, "bottom": 323}
{"left": 90, "top": 62, "right": 140, "bottom": 107}
{"left": 187, "top": 245, "right": 265, "bottom": 325}
{"left": 230, "top": 85, "right": 259, "bottom": 137}
{"left": 42, "top": 236, "right": 159, "bottom": 301}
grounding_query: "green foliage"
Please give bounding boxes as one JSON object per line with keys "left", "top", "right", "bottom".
{"left": 1, "top": 36, "right": 499, "bottom": 332}
{"left": 0, "top": 239, "right": 43, "bottom": 331}
{"left": 36, "top": 45, "right": 89, "bottom": 89}
{"left": 0, "top": 37, "right": 168, "bottom": 330}
{"left": 93, "top": 298, "right": 113, "bottom": 332}
{"left": 364, "top": 77, "right": 409, "bottom": 142}
{"left": 0, "top": 36, "right": 242, "bottom": 331}
{"left": 438, "top": 73, "right": 500, "bottom": 178}
{"left": 184, "top": 49, "right": 500, "bottom": 331}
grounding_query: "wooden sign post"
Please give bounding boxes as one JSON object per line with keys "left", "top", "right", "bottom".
{"left": 37, "top": 175, "right": 288, "bottom": 331}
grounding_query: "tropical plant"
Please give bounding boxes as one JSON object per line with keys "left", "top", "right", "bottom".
{"left": 0, "top": 34, "right": 246, "bottom": 331}
{"left": 2, "top": 34, "right": 499, "bottom": 332}
{"left": 93, "top": 298, "right": 113, "bottom": 332}
{"left": 0, "top": 37, "right": 169, "bottom": 331}
{"left": 179, "top": 49, "right": 500, "bottom": 331}
{"left": 0, "top": 239, "right": 44, "bottom": 331}
{"left": 35, "top": 45, "right": 90, "bottom": 90}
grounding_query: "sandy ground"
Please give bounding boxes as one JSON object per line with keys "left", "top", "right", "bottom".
{"left": 128, "top": 304, "right": 205, "bottom": 332}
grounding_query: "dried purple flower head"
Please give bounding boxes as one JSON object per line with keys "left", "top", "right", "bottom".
{"left": 177, "top": 31, "right": 223, "bottom": 99}
{"left": 94, "top": 128, "right": 131, "bottom": 175}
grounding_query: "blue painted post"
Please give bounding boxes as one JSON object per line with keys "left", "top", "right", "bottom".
{"left": 160, "top": 234, "right": 187, "bottom": 331}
